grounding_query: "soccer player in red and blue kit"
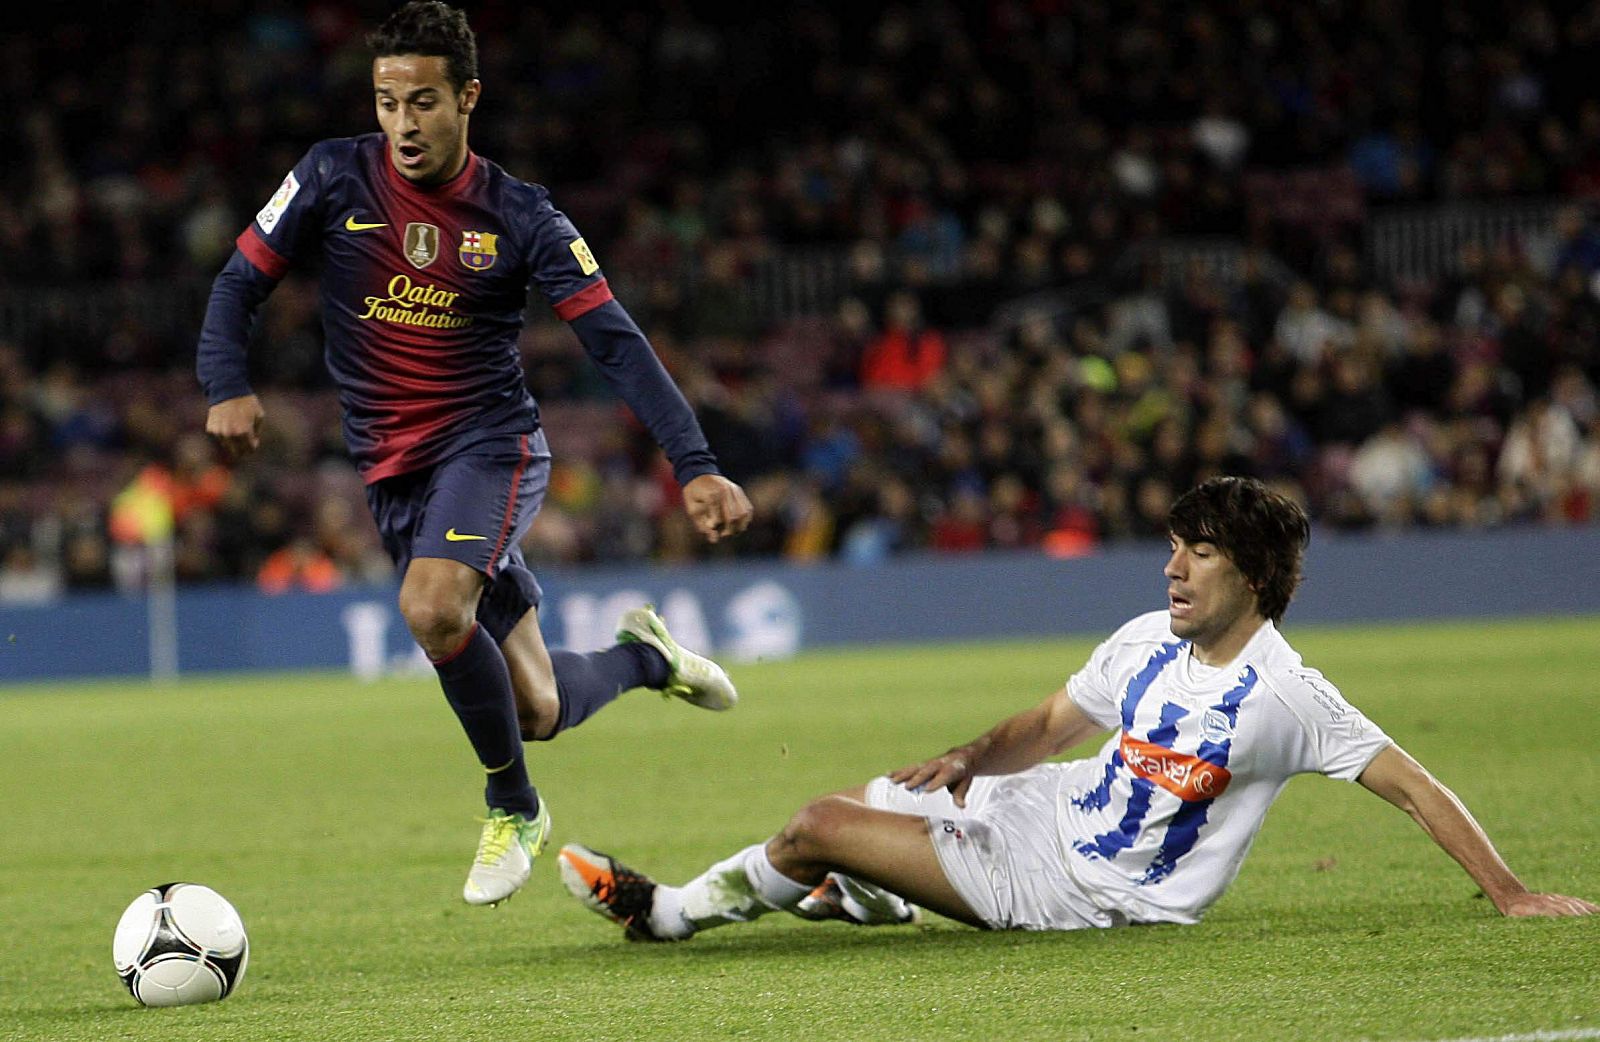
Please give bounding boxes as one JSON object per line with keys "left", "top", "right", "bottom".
{"left": 196, "top": 1, "right": 753, "bottom": 907}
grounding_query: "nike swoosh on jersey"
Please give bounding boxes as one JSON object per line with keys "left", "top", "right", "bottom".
{"left": 344, "top": 216, "right": 388, "bottom": 231}
{"left": 444, "top": 528, "right": 488, "bottom": 542}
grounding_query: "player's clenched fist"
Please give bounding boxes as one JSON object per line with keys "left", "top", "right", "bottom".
{"left": 682, "top": 473, "right": 753, "bottom": 544}
{"left": 205, "top": 394, "right": 264, "bottom": 459}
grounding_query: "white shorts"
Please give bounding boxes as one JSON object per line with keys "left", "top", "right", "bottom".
{"left": 866, "top": 765, "right": 1119, "bottom": 931}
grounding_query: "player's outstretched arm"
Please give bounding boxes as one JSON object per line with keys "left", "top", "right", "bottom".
{"left": 1357, "top": 745, "right": 1597, "bottom": 917}
{"left": 681, "top": 473, "right": 753, "bottom": 544}
{"left": 888, "top": 686, "right": 1105, "bottom": 807}
{"left": 205, "top": 394, "right": 265, "bottom": 460}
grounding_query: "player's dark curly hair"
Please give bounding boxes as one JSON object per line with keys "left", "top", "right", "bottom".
{"left": 367, "top": 1, "right": 479, "bottom": 92}
{"left": 1167, "top": 476, "right": 1310, "bottom": 623}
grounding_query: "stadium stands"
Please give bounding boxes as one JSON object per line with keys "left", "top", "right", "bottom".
{"left": 3, "top": 3, "right": 1599, "bottom": 593}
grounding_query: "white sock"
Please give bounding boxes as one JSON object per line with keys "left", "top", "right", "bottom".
{"left": 646, "top": 885, "right": 694, "bottom": 940}
{"left": 649, "top": 842, "right": 810, "bottom": 939}
{"left": 744, "top": 843, "right": 812, "bottom": 910}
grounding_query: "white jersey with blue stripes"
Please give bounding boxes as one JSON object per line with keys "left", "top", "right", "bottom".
{"left": 1059, "top": 611, "right": 1391, "bottom": 924}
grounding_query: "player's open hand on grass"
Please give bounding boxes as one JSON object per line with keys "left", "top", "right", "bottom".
{"left": 890, "top": 749, "right": 978, "bottom": 807}
{"left": 1496, "top": 892, "right": 1598, "bottom": 917}
{"left": 683, "top": 474, "right": 752, "bottom": 544}
{"left": 205, "top": 394, "right": 264, "bottom": 460}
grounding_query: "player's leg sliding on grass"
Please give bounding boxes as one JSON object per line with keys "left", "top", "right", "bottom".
{"left": 560, "top": 783, "right": 977, "bottom": 941}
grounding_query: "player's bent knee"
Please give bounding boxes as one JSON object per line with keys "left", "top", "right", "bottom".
{"left": 776, "top": 796, "right": 855, "bottom": 862}
{"left": 398, "top": 560, "right": 484, "bottom": 652}
{"left": 398, "top": 595, "right": 477, "bottom": 657}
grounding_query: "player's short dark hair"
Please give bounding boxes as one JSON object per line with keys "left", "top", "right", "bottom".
{"left": 367, "top": 1, "right": 479, "bottom": 92}
{"left": 1168, "top": 476, "right": 1310, "bottom": 623}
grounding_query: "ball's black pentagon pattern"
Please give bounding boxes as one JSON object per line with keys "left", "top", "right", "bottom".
{"left": 114, "top": 882, "right": 248, "bottom": 1006}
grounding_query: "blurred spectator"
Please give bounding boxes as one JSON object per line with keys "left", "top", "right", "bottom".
{"left": 928, "top": 488, "right": 987, "bottom": 553}
{"left": 1041, "top": 463, "right": 1100, "bottom": 559}
{"left": 860, "top": 292, "right": 947, "bottom": 391}
{"left": 1350, "top": 422, "right": 1435, "bottom": 526}
{"left": 781, "top": 478, "right": 835, "bottom": 561}
{"left": 838, "top": 473, "right": 918, "bottom": 565}
{"left": 0, "top": 544, "right": 60, "bottom": 603}
{"left": 1572, "top": 415, "right": 1600, "bottom": 522}
{"left": 1387, "top": 320, "right": 1456, "bottom": 417}
{"left": 1528, "top": 204, "right": 1600, "bottom": 279}
{"left": 1498, "top": 398, "right": 1582, "bottom": 518}
{"left": 1274, "top": 282, "right": 1350, "bottom": 367}
{"left": 61, "top": 531, "right": 113, "bottom": 591}
{"left": 1318, "top": 353, "right": 1393, "bottom": 447}
{"left": 168, "top": 433, "right": 231, "bottom": 524}
{"left": 257, "top": 537, "right": 343, "bottom": 595}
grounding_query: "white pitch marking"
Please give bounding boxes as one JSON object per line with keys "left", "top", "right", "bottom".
{"left": 1392, "top": 1030, "right": 1600, "bottom": 1042}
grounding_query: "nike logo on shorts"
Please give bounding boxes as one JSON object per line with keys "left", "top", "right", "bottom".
{"left": 445, "top": 528, "right": 487, "bottom": 542}
{"left": 345, "top": 215, "right": 387, "bottom": 231}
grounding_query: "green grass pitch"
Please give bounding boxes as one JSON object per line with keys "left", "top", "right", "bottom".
{"left": 2, "top": 616, "right": 1597, "bottom": 1042}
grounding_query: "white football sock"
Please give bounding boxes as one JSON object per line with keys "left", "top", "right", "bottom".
{"left": 646, "top": 885, "right": 694, "bottom": 940}
{"left": 649, "top": 841, "right": 810, "bottom": 939}
{"left": 744, "top": 843, "right": 812, "bottom": 910}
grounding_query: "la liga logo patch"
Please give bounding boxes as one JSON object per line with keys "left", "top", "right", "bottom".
{"left": 569, "top": 237, "right": 599, "bottom": 275}
{"left": 459, "top": 230, "right": 498, "bottom": 271}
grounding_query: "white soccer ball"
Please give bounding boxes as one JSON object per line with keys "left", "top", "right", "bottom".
{"left": 112, "top": 882, "right": 249, "bottom": 1007}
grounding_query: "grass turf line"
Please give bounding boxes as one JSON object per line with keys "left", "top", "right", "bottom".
{"left": 0, "top": 616, "right": 1595, "bottom": 1042}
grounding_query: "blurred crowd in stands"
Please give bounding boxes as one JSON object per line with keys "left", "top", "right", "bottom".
{"left": 4, "top": 1, "right": 1600, "bottom": 598}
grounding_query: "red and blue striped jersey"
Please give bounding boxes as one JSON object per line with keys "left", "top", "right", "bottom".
{"left": 199, "top": 133, "right": 713, "bottom": 485}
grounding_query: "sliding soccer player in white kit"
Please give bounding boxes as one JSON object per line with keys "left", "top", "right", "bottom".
{"left": 558, "top": 477, "right": 1595, "bottom": 938}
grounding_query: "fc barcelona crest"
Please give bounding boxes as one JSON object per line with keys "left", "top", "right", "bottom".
{"left": 459, "top": 230, "right": 499, "bottom": 271}
{"left": 404, "top": 222, "right": 440, "bottom": 269}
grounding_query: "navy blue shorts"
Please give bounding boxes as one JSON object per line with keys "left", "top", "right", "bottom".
{"left": 365, "top": 431, "right": 551, "bottom": 641}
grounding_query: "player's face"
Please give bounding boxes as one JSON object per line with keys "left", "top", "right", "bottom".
{"left": 1164, "top": 535, "right": 1264, "bottom": 663}
{"left": 373, "top": 55, "right": 481, "bottom": 185}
